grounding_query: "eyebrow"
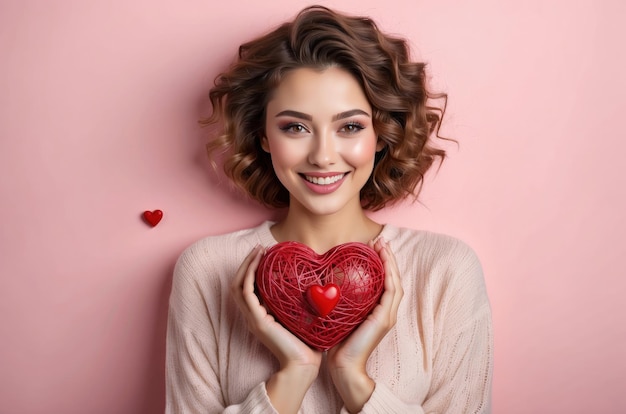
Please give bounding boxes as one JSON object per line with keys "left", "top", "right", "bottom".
{"left": 333, "top": 109, "right": 370, "bottom": 121}
{"left": 275, "top": 110, "right": 312, "bottom": 121}
{"left": 275, "top": 109, "right": 371, "bottom": 122}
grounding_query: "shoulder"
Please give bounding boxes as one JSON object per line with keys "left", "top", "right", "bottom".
{"left": 178, "top": 222, "right": 268, "bottom": 263}
{"left": 385, "top": 224, "right": 489, "bottom": 311}
{"left": 385, "top": 224, "right": 481, "bottom": 271}
{"left": 173, "top": 221, "right": 274, "bottom": 287}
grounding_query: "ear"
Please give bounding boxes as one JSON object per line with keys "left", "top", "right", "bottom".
{"left": 260, "top": 135, "right": 270, "bottom": 153}
{"left": 376, "top": 138, "right": 386, "bottom": 152}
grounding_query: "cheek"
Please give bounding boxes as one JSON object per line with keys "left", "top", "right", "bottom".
{"left": 267, "top": 138, "right": 306, "bottom": 168}
{"left": 343, "top": 133, "right": 378, "bottom": 165}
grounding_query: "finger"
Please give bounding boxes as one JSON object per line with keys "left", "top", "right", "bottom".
{"left": 231, "top": 245, "right": 263, "bottom": 307}
{"left": 371, "top": 238, "right": 394, "bottom": 308}
{"left": 372, "top": 237, "right": 385, "bottom": 256}
{"left": 242, "top": 247, "right": 267, "bottom": 319}
{"left": 383, "top": 241, "right": 403, "bottom": 318}
{"left": 367, "top": 236, "right": 379, "bottom": 249}
{"left": 233, "top": 246, "right": 262, "bottom": 286}
{"left": 373, "top": 240, "right": 402, "bottom": 323}
{"left": 387, "top": 243, "right": 402, "bottom": 287}
{"left": 383, "top": 243, "right": 400, "bottom": 286}
{"left": 376, "top": 240, "right": 395, "bottom": 292}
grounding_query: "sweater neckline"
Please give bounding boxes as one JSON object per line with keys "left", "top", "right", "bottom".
{"left": 255, "top": 220, "right": 398, "bottom": 250}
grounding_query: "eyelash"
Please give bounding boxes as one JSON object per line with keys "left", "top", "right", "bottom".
{"left": 279, "top": 123, "right": 309, "bottom": 134}
{"left": 340, "top": 122, "right": 365, "bottom": 133}
{"left": 279, "top": 122, "right": 366, "bottom": 134}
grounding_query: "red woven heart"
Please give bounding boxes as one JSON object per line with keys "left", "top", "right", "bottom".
{"left": 256, "top": 241, "right": 385, "bottom": 351}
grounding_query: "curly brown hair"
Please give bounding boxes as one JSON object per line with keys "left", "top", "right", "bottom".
{"left": 204, "top": 5, "right": 447, "bottom": 211}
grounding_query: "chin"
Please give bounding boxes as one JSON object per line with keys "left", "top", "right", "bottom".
{"left": 298, "top": 196, "right": 361, "bottom": 217}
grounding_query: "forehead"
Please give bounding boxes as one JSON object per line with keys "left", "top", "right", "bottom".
{"left": 266, "top": 67, "right": 371, "bottom": 116}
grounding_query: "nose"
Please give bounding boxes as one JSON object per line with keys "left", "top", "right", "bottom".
{"left": 308, "top": 130, "right": 336, "bottom": 167}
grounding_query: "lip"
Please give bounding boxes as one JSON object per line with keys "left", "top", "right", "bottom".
{"left": 299, "top": 172, "right": 348, "bottom": 195}
{"left": 301, "top": 172, "right": 346, "bottom": 178}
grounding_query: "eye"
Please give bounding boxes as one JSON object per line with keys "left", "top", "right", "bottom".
{"left": 339, "top": 122, "right": 365, "bottom": 134}
{"left": 279, "top": 123, "right": 309, "bottom": 134}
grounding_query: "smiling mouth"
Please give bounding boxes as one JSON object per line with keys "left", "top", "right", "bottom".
{"left": 301, "top": 173, "right": 346, "bottom": 185}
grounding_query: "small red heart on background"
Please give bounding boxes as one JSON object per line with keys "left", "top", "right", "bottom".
{"left": 256, "top": 241, "right": 385, "bottom": 351}
{"left": 306, "top": 283, "right": 340, "bottom": 317}
{"left": 142, "top": 210, "right": 163, "bottom": 227}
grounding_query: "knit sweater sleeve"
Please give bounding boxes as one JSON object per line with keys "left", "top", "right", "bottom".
{"left": 354, "top": 311, "right": 492, "bottom": 414}
{"left": 165, "top": 237, "right": 278, "bottom": 414}
{"left": 343, "top": 234, "right": 493, "bottom": 414}
{"left": 421, "top": 240, "right": 492, "bottom": 413}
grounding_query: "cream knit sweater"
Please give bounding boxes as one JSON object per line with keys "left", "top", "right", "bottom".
{"left": 166, "top": 221, "right": 493, "bottom": 413}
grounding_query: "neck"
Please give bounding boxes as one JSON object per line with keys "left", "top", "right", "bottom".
{"left": 271, "top": 202, "right": 383, "bottom": 254}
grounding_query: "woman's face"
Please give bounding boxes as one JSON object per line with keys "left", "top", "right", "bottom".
{"left": 262, "top": 67, "right": 382, "bottom": 217}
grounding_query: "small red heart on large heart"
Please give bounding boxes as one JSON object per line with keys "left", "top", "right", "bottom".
{"left": 306, "top": 283, "right": 340, "bottom": 317}
{"left": 256, "top": 241, "right": 385, "bottom": 351}
{"left": 142, "top": 210, "right": 163, "bottom": 227}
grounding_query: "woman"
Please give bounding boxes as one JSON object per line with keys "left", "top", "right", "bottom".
{"left": 166, "top": 5, "right": 492, "bottom": 413}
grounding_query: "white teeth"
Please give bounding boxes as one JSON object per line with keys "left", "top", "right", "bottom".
{"left": 305, "top": 174, "right": 344, "bottom": 185}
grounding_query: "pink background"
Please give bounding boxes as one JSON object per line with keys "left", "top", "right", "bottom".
{"left": 1, "top": 0, "right": 624, "bottom": 412}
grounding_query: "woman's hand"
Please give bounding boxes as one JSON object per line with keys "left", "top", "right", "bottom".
{"left": 327, "top": 238, "right": 404, "bottom": 413}
{"left": 231, "top": 245, "right": 322, "bottom": 414}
